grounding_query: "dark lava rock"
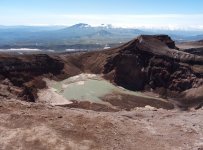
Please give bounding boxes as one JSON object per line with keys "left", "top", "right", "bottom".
{"left": 103, "top": 35, "right": 203, "bottom": 92}
{"left": 0, "top": 54, "right": 64, "bottom": 101}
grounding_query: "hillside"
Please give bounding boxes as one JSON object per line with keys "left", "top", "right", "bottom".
{"left": 1, "top": 24, "right": 203, "bottom": 50}
{"left": 177, "top": 40, "right": 203, "bottom": 56}
{"left": 1, "top": 35, "right": 203, "bottom": 150}
{"left": 0, "top": 35, "right": 203, "bottom": 109}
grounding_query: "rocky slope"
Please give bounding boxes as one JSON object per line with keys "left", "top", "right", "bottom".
{"left": 77, "top": 35, "right": 203, "bottom": 108}
{"left": 103, "top": 35, "right": 203, "bottom": 91}
{"left": 0, "top": 54, "right": 64, "bottom": 101}
{"left": 0, "top": 35, "right": 203, "bottom": 108}
{"left": 177, "top": 40, "right": 203, "bottom": 56}
{"left": 0, "top": 35, "right": 203, "bottom": 150}
{"left": 0, "top": 99, "right": 203, "bottom": 150}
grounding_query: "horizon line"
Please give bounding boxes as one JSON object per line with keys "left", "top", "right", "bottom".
{"left": 0, "top": 23, "right": 203, "bottom": 31}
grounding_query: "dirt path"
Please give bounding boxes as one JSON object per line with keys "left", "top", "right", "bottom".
{"left": 0, "top": 99, "right": 203, "bottom": 150}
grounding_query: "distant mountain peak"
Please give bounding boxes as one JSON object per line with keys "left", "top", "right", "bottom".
{"left": 70, "top": 23, "right": 91, "bottom": 28}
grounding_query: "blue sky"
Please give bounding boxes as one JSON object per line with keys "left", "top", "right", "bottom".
{"left": 1, "top": 0, "right": 203, "bottom": 29}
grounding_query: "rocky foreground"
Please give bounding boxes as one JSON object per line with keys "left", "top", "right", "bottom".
{"left": 0, "top": 35, "right": 203, "bottom": 149}
{"left": 0, "top": 100, "right": 203, "bottom": 150}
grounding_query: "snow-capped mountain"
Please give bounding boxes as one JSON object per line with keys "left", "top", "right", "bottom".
{"left": 0, "top": 23, "right": 203, "bottom": 47}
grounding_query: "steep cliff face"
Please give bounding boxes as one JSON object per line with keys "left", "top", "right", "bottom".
{"left": 0, "top": 54, "right": 64, "bottom": 101}
{"left": 103, "top": 35, "right": 203, "bottom": 92}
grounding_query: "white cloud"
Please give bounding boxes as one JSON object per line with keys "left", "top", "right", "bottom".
{"left": 1, "top": 14, "right": 203, "bottom": 30}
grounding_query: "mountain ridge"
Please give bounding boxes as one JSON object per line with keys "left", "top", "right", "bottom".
{"left": 1, "top": 23, "right": 203, "bottom": 47}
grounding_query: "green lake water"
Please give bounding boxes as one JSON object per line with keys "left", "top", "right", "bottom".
{"left": 52, "top": 74, "right": 165, "bottom": 104}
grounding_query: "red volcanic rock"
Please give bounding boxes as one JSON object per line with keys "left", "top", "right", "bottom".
{"left": 0, "top": 54, "right": 64, "bottom": 101}
{"left": 0, "top": 54, "right": 64, "bottom": 86}
{"left": 103, "top": 35, "right": 203, "bottom": 92}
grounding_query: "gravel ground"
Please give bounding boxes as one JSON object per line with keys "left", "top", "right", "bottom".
{"left": 0, "top": 99, "right": 202, "bottom": 150}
